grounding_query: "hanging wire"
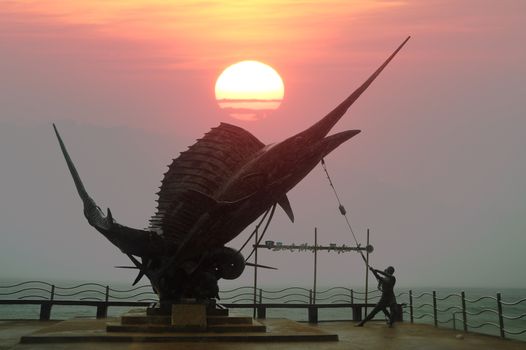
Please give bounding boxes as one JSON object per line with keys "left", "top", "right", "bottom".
{"left": 238, "top": 204, "right": 273, "bottom": 253}
{"left": 245, "top": 204, "right": 277, "bottom": 262}
{"left": 320, "top": 158, "right": 369, "bottom": 265}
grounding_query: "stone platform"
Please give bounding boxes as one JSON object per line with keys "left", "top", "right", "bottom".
{"left": 106, "top": 308, "right": 267, "bottom": 333}
{"left": 19, "top": 317, "right": 338, "bottom": 343}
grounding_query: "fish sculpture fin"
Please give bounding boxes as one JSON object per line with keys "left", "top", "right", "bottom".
{"left": 53, "top": 124, "right": 154, "bottom": 257}
{"left": 150, "top": 123, "right": 266, "bottom": 240}
{"left": 246, "top": 262, "right": 278, "bottom": 270}
{"left": 277, "top": 194, "right": 294, "bottom": 222}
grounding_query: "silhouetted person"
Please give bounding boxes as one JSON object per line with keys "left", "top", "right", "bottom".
{"left": 356, "top": 265, "right": 397, "bottom": 327}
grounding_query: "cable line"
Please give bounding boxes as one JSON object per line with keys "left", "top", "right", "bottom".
{"left": 320, "top": 158, "right": 369, "bottom": 266}
{"left": 245, "top": 204, "right": 276, "bottom": 262}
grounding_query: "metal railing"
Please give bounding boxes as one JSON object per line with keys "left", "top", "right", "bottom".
{"left": 219, "top": 286, "right": 381, "bottom": 304}
{"left": 0, "top": 281, "right": 385, "bottom": 322}
{"left": 397, "top": 289, "right": 526, "bottom": 340}
{"left": 2, "top": 281, "right": 525, "bottom": 341}
{"left": 0, "top": 280, "right": 158, "bottom": 302}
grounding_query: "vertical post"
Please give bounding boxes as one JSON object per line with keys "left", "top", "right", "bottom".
{"left": 49, "top": 285, "right": 55, "bottom": 301}
{"left": 313, "top": 227, "right": 317, "bottom": 305}
{"left": 409, "top": 290, "right": 414, "bottom": 323}
{"left": 256, "top": 289, "right": 265, "bottom": 319}
{"left": 309, "top": 289, "right": 313, "bottom": 304}
{"left": 350, "top": 289, "right": 354, "bottom": 304}
{"left": 452, "top": 312, "right": 456, "bottom": 330}
{"left": 461, "top": 291, "right": 467, "bottom": 332}
{"left": 497, "top": 292, "right": 505, "bottom": 338}
{"left": 433, "top": 290, "right": 438, "bottom": 327}
{"left": 310, "top": 221, "right": 317, "bottom": 321}
{"left": 253, "top": 228, "right": 258, "bottom": 319}
{"left": 364, "top": 229, "right": 370, "bottom": 316}
{"left": 40, "top": 302, "right": 52, "bottom": 320}
{"left": 308, "top": 305, "right": 318, "bottom": 323}
{"left": 96, "top": 285, "right": 110, "bottom": 319}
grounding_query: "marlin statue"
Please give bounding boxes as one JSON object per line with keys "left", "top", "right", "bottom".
{"left": 54, "top": 37, "right": 410, "bottom": 303}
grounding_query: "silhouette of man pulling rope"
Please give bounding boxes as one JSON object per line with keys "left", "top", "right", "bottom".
{"left": 356, "top": 265, "right": 397, "bottom": 327}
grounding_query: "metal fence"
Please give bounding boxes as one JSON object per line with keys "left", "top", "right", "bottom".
{"left": 1, "top": 282, "right": 525, "bottom": 340}
{"left": 397, "top": 290, "right": 526, "bottom": 340}
{"left": 0, "top": 282, "right": 382, "bottom": 323}
{"left": 0, "top": 281, "right": 158, "bottom": 302}
{"left": 219, "top": 286, "right": 381, "bottom": 304}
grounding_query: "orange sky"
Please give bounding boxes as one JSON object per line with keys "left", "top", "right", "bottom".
{"left": 3, "top": 0, "right": 403, "bottom": 69}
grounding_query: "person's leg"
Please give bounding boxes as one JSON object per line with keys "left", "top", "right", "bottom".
{"left": 356, "top": 303, "right": 383, "bottom": 326}
{"left": 382, "top": 307, "right": 391, "bottom": 323}
{"left": 388, "top": 303, "right": 397, "bottom": 327}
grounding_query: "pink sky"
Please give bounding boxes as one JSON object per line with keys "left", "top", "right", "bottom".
{"left": 1, "top": 1, "right": 525, "bottom": 288}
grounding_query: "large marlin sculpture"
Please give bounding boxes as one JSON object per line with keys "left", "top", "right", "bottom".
{"left": 54, "top": 37, "right": 409, "bottom": 303}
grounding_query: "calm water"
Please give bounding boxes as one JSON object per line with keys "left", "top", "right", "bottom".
{"left": 1, "top": 280, "right": 525, "bottom": 341}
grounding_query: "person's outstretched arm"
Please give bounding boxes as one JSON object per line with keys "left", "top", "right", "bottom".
{"left": 374, "top": 269, "right": 389, "bottom": 277}
{"left": 369, "top": 267, "right": 384, "bottom": 281}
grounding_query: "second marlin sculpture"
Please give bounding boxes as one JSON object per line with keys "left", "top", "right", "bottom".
{"left": 54, "top": 37, "right": 410, "bottom": 304}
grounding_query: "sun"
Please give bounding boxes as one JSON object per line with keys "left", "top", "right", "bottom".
{"left": 215, "top": 61, "right": 284, "bottom": 121}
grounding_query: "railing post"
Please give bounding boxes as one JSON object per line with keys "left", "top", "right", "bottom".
{"left": 256, "top": 305, "right": 266, "bottom": 319}
{"left": 497, "top": 292, "right": 505, "bottom": 338}
{"left": 350, "top": 289, "right": 354, "bottom": 304}
{"left": 461, "top": 291, "right": 467, "bottom": 332}
{"left": 49, "top": 285, "right": 55, "bottom": 301}
{"left": 97, "top": 285, "right": 109, "bottom": 319}
{"left": 409, "top": 290, "right": 414, "bottom": 323}
{"left": 308, "top": 305, "right": 318, "bottom": 323}
{"left": 433, "top": 290, "right": 438, "bottom": 327}
{"left": 452, "top": 312, "right": 456, "bottom": 330}
{"left": 309, "top": 289, "right": 313, "bottom": 304}
{"left": 39, "top": 302, "right": 52, "bottom": 320}
{"left": 256, "top": 289, "right": 265, "bottom": 320}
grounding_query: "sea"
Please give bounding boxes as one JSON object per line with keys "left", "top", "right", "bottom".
{"left": 1, "top": 279, "right": 525, "bottom": 342}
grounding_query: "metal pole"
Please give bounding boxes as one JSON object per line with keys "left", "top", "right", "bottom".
{"left": 409, "top": 290, "right": 414, "bottom": 323}
{"left": 433, "top": 290, "right": 438, "bottom": 327}
{"left": 497, "top": 292, "right": 505, "bottom": 338}
{"left": 364, "top": 229, "right": 370, "bottom": 316}
{"left": 253, "top": 228, "right": 258, "bottom": 318}
{"left": 461, "top": 291, "right": 467, "bottom": 332}
{"left": 313, "top": 227, "right": 317, "bottom": 305}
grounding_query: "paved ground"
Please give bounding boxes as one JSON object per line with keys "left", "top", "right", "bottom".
{"left": 2, "top": 319, "right": 526, "bottom": 350}
{"left": 0, "top": 321, "right": 58, "bottom": 350}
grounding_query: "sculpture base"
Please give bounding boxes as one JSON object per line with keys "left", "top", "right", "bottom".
{"left": 108, "top": 306, "right": 265, "bottom": 333}
{"left": 171, "top": 303, "right": 207, "bottom": 330}
{"left": 20, "top": 317, "right": 339, "bottom": 343}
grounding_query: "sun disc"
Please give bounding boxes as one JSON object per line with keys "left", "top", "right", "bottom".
{"left": 215, "top": 61, "right": 284, "bottom": 121}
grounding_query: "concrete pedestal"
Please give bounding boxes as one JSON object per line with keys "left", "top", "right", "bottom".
{"left": 171, "top": 304, "right": 206, "bottom": 331}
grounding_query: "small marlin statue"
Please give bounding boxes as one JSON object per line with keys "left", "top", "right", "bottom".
{"left": 54, "top": 36, "right": 410, "bottom": 303}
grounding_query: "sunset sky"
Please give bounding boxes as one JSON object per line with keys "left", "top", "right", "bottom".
{"left": 1, "top": 0, "right": 525, "bottom": 288}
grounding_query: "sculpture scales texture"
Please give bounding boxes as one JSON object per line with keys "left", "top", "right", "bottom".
{"left": 54, "top": 37, "right": 410, "bottom": 305}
